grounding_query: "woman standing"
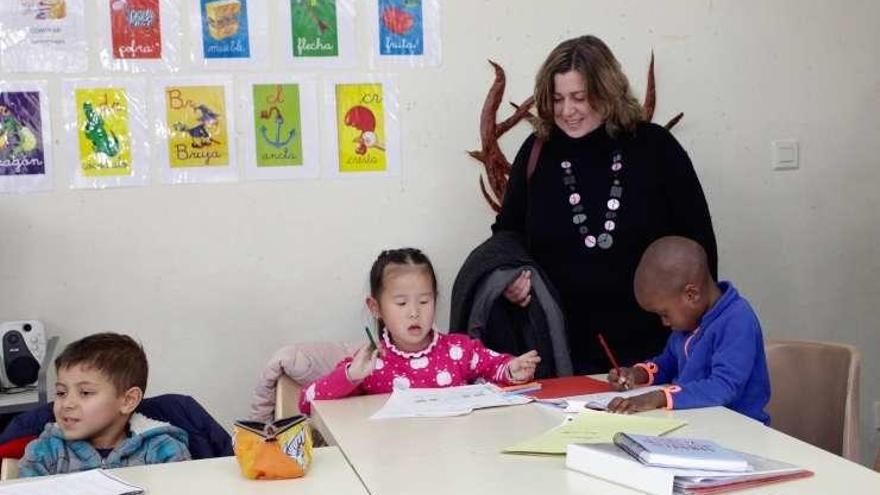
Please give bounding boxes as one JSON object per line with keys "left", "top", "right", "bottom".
{"left": 494, "top": 35, "right": 717, "bottom": 374}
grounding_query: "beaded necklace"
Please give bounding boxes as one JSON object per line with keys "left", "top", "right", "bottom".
{"left": 560, "top": 150, "right": 623, "bottom": 250}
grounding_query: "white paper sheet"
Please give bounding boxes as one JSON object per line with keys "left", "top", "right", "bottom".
{"left": 371, "top": 384, "right": 531, "bottom": 419}
{"left": 0, "top": 469, "right": 143, "bottom": 495}
{"left": 564, "top": 386, "right": 665, "bottom": 411}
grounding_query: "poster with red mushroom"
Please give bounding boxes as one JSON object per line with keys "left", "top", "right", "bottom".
{"left": 335, "top": 83, "right": 386, "bottom": 173}
{"left": 325, "top": 76, "right": 400, "bottom": 177}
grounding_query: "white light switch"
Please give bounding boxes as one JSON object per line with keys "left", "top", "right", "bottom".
{"left": 772, "top": 140, "right": 799, "bottom": 170}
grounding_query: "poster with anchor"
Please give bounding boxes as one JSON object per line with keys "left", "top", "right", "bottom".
{"left": 369, "top": 0, "right": 440, "bottom": 67}
{"left": 239, "top": 75, "right": 319, "bottom": 180}
{"left": 154, "top": 77, "right": 238, "bottom": 184}
{"left": 0, "top": 81, "right": 53, "bottom": 193}
{"left": 323, "top": 75, "right": 400, "bottom": 178}
{"left": 62, "top": 79, "right": 150, "bottom": 188}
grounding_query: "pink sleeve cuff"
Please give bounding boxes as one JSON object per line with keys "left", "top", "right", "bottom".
{"left": 634, "top": 362, "right": 659, "bottom": 386}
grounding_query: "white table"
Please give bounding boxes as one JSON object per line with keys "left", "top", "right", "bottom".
{"left": 313, "top": 394, "right": 880, "bottom": 494}
{"left": 104, "top": 448, "right": 368, "bottom": 494}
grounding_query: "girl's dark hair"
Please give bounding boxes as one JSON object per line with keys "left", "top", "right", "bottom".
{"left": 369, "top": 248, "right": 437, "bottom": 331}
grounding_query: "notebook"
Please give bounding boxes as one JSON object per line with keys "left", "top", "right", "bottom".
{"left": 527, "top": 375, "right": 612, "bottom": 401}
{"left": 614, "top": 432, "right": 750, "bottom": 472}
{"left": 0, "top": 469, "right": 144, "bottom": 495}
{"left": 564, "top": 386, "right": 664, "bottom": 411}
{"left": 503, "top": 409, "right": 687, "bottom": 455}
{"left": 566, "top": 442, "right": 812, "bottom": 495}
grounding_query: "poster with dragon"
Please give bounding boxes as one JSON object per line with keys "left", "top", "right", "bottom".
{"left": 241, "top": 76, "right": 319, "bottom": 180}
{"left": 0, "top": 83, "right": 53, "bottom": 193}
{"left": 324, "top": 77, "right": 400, "bottom": 177}
{"left": 155, "top": 78, "right": 237, "bottom": 184}
{"left": 370, "top": 0, "right": 440, "bottom": 67}
{"left": 282, "top": 0, "right": 355, "bottom": 68}
{"left": 0, "top": 0, "right": 88, "bottom": 73}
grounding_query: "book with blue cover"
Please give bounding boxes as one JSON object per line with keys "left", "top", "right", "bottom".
{"left": 614, "top": 432, "right": 751, "bottom": 472}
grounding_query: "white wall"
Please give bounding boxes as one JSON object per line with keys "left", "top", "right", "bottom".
{"left": 1, "top": 0, "right": 878, "bottom": 465}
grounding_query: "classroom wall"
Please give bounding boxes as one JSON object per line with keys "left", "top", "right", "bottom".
{"left": 1, "top": 0, "right": 878, "bottom": 465}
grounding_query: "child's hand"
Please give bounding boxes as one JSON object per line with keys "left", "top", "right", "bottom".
{"left": 507, "top": 350, "right": 541, "bottom": 383}
{"left": 607, "top": 390, "right": 667, "bottom": 414}
{"left": 608, "top": 366, "right": 636, "bottom": 391}
{"left": 346, "top": 344, "right": 379, "bottom": 382}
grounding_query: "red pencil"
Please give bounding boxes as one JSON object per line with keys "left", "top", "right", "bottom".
{"left": 597, "top": 333, "right": 620, "bottom": 375}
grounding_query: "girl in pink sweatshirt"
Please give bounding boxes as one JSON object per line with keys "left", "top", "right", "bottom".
{"left": 299, "top": 248, "right": 540, "bottom": 414}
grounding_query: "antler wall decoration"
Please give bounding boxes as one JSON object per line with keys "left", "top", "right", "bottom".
{"left": 469, "top": 53, "right": 683, "bottom": 213}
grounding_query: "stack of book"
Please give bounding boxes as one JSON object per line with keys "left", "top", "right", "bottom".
{"left": 565, "top": 433, "right": 812, "bottom": 495}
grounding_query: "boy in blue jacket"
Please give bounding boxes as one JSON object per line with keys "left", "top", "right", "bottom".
{"left": 19, "top": 333, "right": 191, "bottom": 477}
{"left": 607, "top": 236, "right": 770, "bottom": 424}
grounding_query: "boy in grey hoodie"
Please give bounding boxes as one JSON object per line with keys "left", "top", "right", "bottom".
{"left": 19, "top": 333, "right": 190, "bottom": 477}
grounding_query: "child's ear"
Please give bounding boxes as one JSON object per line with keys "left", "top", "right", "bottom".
{"left": 119, "top": 386, "right": 144, "bottom": 414}
{"left": 366, "top": 296, "right": 380, "bottom": 317}
{"left": 683, "top": 283, "right": 701, "bottom": 304}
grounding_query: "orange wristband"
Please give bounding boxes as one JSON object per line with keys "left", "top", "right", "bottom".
{"left": 662, "top": 385, "right": 681, "bottom": 410}
{"left": 634, "top": 362, "right": 658, "bottom": 386}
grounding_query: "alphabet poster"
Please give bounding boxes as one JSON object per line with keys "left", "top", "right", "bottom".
{"left": 324, "top": 77, "right": 400, "bottom": 177}
{"left": 0, "top": 82, "right": 53, "bottom": 193}
{"left": 0, "top": 0, "right": 88, "bottom": 73}
{"left": 75, "top": 88, "right": 133, "bottom": 176}
{"left": 290, "top": 0, "right": 338, "bottom": 58}
{"left": 62, "top": 79, "right": 151, "bottom": 188}
{"left": 253, "top": 84, "right": 302, "bottom": 166}
{"left": 0, "top": 92, "right": 45, "bottom": 176}
{"left": 155, "top": 78, "right": 238, "bottom": 184}
{"left": 99, "top": 0, "right": 180, "bottom": 72}
{"left": 240, "top": 76, "right": 319, "bottom": 180}
{"left": 200, "top": 0, "right": 250, "bottom": 59}
{"left": 283, "top": 0, "right": 355, "bottom": 68}
{"left": 370, "top": 0, "right": 440, "bottom": 67}
{"left": 190, "top": 0, "right": 268, "bottom": 69}
{"left": 378, "top": 0, "right": 423, "bottom": 56}
{"left": 110, "top": 0, "right": 162, "bottom": 60}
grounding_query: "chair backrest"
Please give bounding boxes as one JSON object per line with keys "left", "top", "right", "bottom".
{"left": 270, "top": 343, "right": 358, "bottom": 447}
{"left": 251, "top": 341, "right": 359, "bottom": 422}
{"left": 875, "top": 447, "right": 880, "bottom": 472}
{"left": 0, "top": 458, "right": 19, "bottom": 481}
{"left": 765, "top": 340, "right": 860, "bottom": 461}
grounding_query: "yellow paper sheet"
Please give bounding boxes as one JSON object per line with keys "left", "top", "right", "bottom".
{"left": 503, "top": 410, "right": 687, "bottom": 455}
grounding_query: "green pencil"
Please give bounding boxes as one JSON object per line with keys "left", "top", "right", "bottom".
{"left": 364, "top": 326, "right": 378, "bottom": 350}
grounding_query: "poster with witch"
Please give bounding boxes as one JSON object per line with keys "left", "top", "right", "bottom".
{"left": 164, "top": 85, "right": 230, "bottom": 168}
{"left": 335, "top": 83, "right": 386, "bottom": 173}
{"left": 0, "top": 91, "right": 46, "bottom": 176}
